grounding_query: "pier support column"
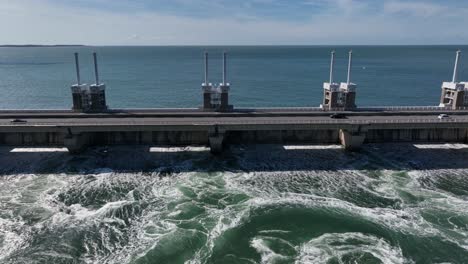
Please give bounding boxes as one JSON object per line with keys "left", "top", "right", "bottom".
{"left": 64, "top": 132, "right": 91, "bottom": 154}
{"left": 208, "top": 126, "right": 225, "bottom": 154}
{"left": 339, "top": 128, "right": 367, "bottom": 151}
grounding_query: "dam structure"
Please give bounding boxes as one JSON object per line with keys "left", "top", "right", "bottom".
{"left": 1, "top": 51, "right": 468, "bottom": 154}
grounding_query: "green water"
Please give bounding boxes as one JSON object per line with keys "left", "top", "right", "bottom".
{"left": 1, "top": 144, "right": 468, "bottom": 263}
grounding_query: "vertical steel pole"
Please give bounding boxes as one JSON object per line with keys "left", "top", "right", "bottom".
{"left": 453, "top": 50, "right": 461, "bottom": 83}
{"left": 223, "top": 52, "right": 227, "bottom": 85}
{"left": 204, "top": 52, "right": 209, "bottom": 84}
{"left": 347, "top": 50, "right": 353, "bottom": 84}
{"left": 330, "top": 51, "right": 335, "bottom": 84}
{"left": 93, "top": 52, "right": 99, "bottom": 85}
{"left": 74, "top": 53, "right": 81, "bottom": 85}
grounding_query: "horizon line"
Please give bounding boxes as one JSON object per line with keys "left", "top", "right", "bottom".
{"left": 2, "top": 44, "right": 468, "bottom": 47}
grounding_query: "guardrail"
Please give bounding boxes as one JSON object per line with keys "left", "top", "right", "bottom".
{"left": 229, "top": 106, "right": 468, "bottom": 112}
{"left": 252, "top": 106, "right": 468, "bottom": 112}
{"left": 0, "top": 106, "right": 468, "bottom": 114}
{"left": 186, "top": 118, "right": 468, "bottom": 125}
{"left": 355, "top": 106, "right": 468, "bottom": 111}
{"left": 5, "top": 118, "right": 467, "bottom": 127}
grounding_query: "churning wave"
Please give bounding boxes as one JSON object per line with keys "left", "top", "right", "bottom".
{"left": 1, "top": 144, "right": 468, "bottom": 263}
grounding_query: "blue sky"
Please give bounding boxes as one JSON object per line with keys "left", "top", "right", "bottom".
{"left": 0, "top": 0, "right": 467, "bottom": 45}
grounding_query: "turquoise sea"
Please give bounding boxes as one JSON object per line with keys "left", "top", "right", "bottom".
{"left": 0, "top": 46, "right": 466, "bottom": 109}
{"left": 1, "top": 46, "right": 468, "bottom": 264}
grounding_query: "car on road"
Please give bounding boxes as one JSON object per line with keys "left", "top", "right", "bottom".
{"left": 10, "top": 119, "right": 27, "bottom": 124}
{"left": 438, "top": 114, "right": 449, "bottom": 120}
{"left": 330, "top": 113, "right": 347, "bottom": 119}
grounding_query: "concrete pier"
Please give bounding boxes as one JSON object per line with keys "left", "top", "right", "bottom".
{"left": 64, "top": 132, "right": 90, "bottom": 154}
{"left": 339, "top": 128, "right": 366, "bottom": 151}
{"left": 208, "top": 126, "right": 225, "bottom": 154}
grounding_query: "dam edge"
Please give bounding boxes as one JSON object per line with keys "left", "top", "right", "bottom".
{"left": 1, "top": 108, "right": 468, "bottom": 153}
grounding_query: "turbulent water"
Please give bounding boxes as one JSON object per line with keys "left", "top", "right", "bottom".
{"left": 1, "top": 144, "right": 468, "bottom": 263}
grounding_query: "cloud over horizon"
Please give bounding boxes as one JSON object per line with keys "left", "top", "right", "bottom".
{"left": 1, "top": 0, "right": 467, "bottom": 45}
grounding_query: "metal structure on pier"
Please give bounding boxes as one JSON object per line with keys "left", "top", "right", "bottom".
{"left": 440, "top": 50, "right": 468, "bottom": 110}
{"left": 70, "top": 53, "right": 107, "bottom": 112}
{"left": 201, "top": 52, "right": 232, "bottom": 112}
{"left": 65, "top": 49, "right": 468, "bottom": 113}
{"left": 322, "top": 50, "right": 357, "bottom": 110}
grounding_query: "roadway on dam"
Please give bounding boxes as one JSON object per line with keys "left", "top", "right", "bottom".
{"left": 1, "top": 107, "right": 468, "bottom": 119}
{"left": 0, "top": 114, "right": 467, "bottom": 129}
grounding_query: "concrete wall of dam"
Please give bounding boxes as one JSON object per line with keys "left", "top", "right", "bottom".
{"left": 365, "top": 128, "right": 468, "bottom": 143}
{"left": 0, "top": 131, "right": 209, "bottom": 147}
{"left": 1, "top": 128, "right": 468, "bottom": 153}
{"left": 226, "top": 128, "right": 468, "bottom": 150}
{"left": 0, "top": 132, "right": 65, "bottom": 146}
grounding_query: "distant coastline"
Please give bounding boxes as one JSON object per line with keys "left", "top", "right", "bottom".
{"left": 0, "top": 45, "right": 85, "bottom": 48}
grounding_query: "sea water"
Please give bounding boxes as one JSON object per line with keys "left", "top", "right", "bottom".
{"left": 1, "top": 144, "right": 468, "bottom": 263}
{"left": 0, "top": 46, "right": 467, "bottom": 109}
{"left": 1, "top": 46, "right": 468, "bottom": 264}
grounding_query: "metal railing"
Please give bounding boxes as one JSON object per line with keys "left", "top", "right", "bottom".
{"left": 355, "top": 106, "right": 468, "bottom": 111}
{"left": 191, "top": 118, "right": 468, "bottom": 125}
{"left": 5, "top": 118, "right": 467, "bottom": 127}
{"left": 1, "top": 106, "right": 468, "bottom": 114}
{"left": 244, "top": 106, "right": 468, "bottom": 112}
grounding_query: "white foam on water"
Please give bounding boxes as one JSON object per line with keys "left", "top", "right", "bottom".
{"left": 0, "top": 173, "right": 72, "bottom": 262}
{"left": 180, "top": 168, "right": 433, "bottom": 263}
{"left": 258, "top": 230, "right": 291, "bottom": 235}
{"left": 283, "top": 145, "right": 342, "bottom": 150}
{"left": 0, "top": 171, "right": 159, "bottom": 264}
{"left": 0, "top": 217, "right": 30, "bottom": 260}
{"left": 251, "top": 236, "right": 291, "bottom": 264}
{"left": 3, "top": 144, "right": 468, "bottom": 263}
{"left": 185, "top": 205, "right": 250, "bottom": 264}
{"left": 295, "top": 232, "right": 410, "bottom": 264}
{"left": 100, "top": 172, "right": 200, "bottom": 264}
{"left": 90, "top": 168, "right": 115, "bottom": 175}
{"left": 221, "top": 168, "right": 451, "bottom": 243}
{"left": 413, "top": 143, "right": 468, "bottom": 149}
{"left": 374, "top": 170, "right": 404, "bottom": 197}
{"left": 150, "top": 146, "right": 210, "bottom": 153}
{"left": 9, "top": 147, "right": 68, "bottom": 153}
{"left": 404, "top": 170, "right": 468, "bottom": 250}
{"left": 248, "top": 193, "right": 437, "bottom": 236}
{"left": 185, "top": 172, "right": 253, "bottom": 264}
{"left": 50, "top": 200, "right": 133, "bottom": 223}
{"left": 223, "top": 159, "right": 468, "bottom": 252}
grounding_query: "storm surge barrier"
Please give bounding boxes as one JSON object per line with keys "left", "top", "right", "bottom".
{"left": 1, "top": 50, "right": 468, "bottom": 153}
{"left": 1, "top": 109, "right": 468, "bottom": 153}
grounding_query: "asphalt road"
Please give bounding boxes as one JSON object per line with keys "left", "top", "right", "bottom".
{"left": 1, "top": 114, "right": 468, "bottom": 127}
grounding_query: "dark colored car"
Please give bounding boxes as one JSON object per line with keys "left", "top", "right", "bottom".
{"left": 10, "top": 119, "right": 27, "bottom": 124}
{"left": 330, "top": 113, "right": 347, "bottom": 119}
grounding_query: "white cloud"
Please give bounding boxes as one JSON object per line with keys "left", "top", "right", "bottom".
{"left": 0, "top": 0, "right": 466, "bottom": 45}
{"left": 384, "top": 1, "right": 447, "bottom": 17}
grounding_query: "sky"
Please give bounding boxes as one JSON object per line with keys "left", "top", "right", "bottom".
{"left": 0, "top": 0, "right": 467, "bottom": 45}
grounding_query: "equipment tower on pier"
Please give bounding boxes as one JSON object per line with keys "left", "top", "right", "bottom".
{"left": 70, "top": 52, "right": 108, "bottom": 112}
{"left": 201, "top": 52, "right": 232, "bottom": 112}
{"left": 71, "top": 53, "right": 89, "bottom": 112}
{"left": 322, "top": 51, "right": 357, "bottom": 110}
{"left": 440, "top": 50, "right": 466, "bottom": 109}
{"left": 89, "top": 52, "right": 107, "bottom": 111}
{"left": 218, "top": 52, "right": 232, "bottom": 112}
{"left": 202, "top": 52, "right": 214, "bottom": 110}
